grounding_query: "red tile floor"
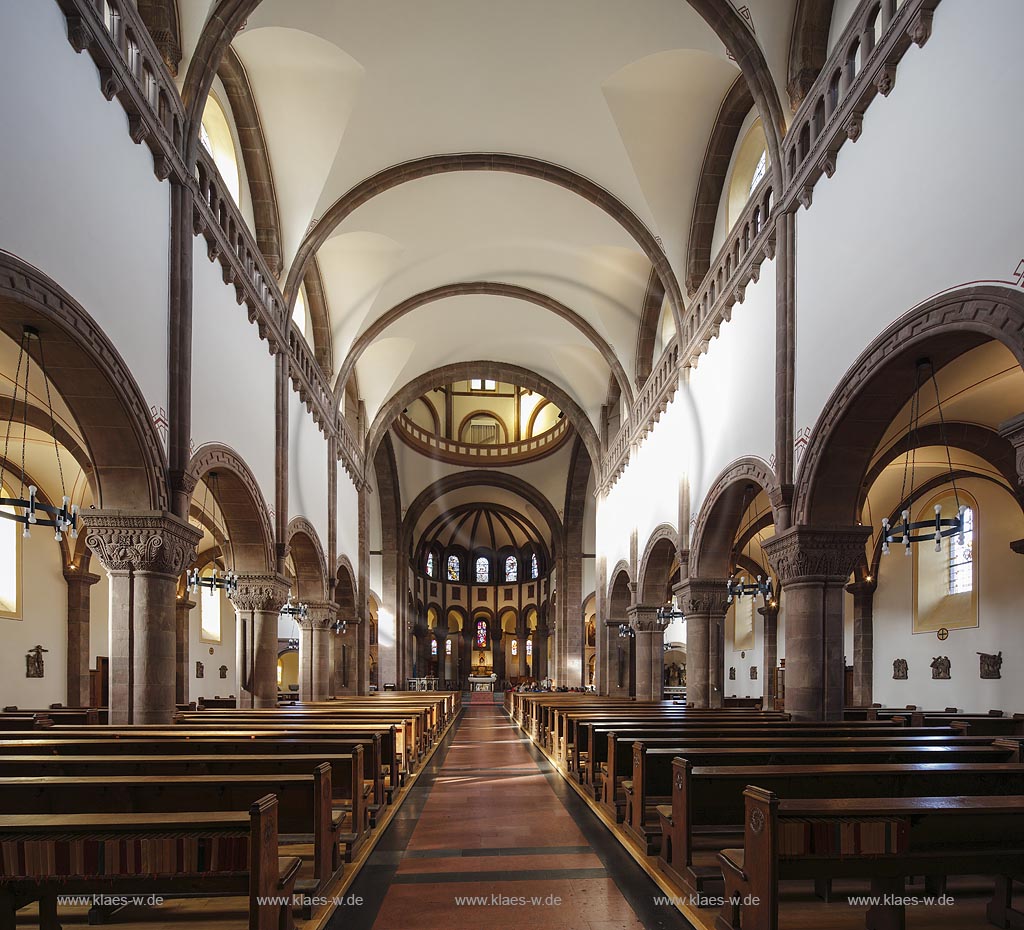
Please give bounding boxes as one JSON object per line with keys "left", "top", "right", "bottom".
{"left": 336, "top": 702, "right": 693, "bottom": 930}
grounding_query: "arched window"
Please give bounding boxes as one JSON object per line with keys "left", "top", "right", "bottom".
{"left": 199, "top": 94, "right": 240, "bottom": 204}
{"left": 425, "top": 552, "right": 434, "bottom": 577}
{"left": 199, "top": 568, "right": 222, "bottom": 644}
{"left": 510, "top": 639, "right": 518, "bottom": 657}
{"left": 445, "top": 639, "right": 452, "bottom": 656}
{"left": 475, "top": 556, "right": 490, "bottom": 583}
{"left": 531, "top": 553, "right": 539, "bottom": 580}
{"left": 475, "top": 619, "right": 488, "bottom": 648}
{"left": 292, "top": 286, "right": 309, "bottom": 341}
{"left": 749, "top": 150, "right": 767, "bottom": 193}
{"left": 913, "top": 491, "right": 978, "bottom": 633}
{"left": 0, "top": 484, "right": 20, "bottom": 618}
{"left": 505, "top": 555, "right": 518, "bottom": 582}
{"left": 430, "top": 638, "right": 438, "bottom": 656}
{"left": 447, "top": 554, "right": 460, "bottom": 581}
{"left": 526, "top": 638, "right": 533, "bottom": 658}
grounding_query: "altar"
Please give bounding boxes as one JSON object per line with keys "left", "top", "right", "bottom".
{"left": 468, "top": 674, "right": 496, "bottom": 692}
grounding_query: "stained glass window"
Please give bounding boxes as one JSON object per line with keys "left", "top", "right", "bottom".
{"left": 430, "top": 639, "right": 438, "bottom": 656}
{"left": 445, "top": 639, "right": 452, "bottom": 656}
{"left": 475, "top": 556, "right": 489, "bottom": 583}
{"left": 447, "top": 554, "right": 460, "bottom": 581}
{"left": 425, "top": 552, "right": 434, "bottom": 577}
{"left": 510, "top": 639, "right": 518, "bottom": 657}
{"left": 476, "top": 619, "right": 487, "bottom": 648}
{"left": 530, "top": 553, "right": 539, "bottom": 579}
{"left": 948, "top": 507, "right": 974, "bottom": 595}
{"left": 750, "top": 150, "right": 767, "bottom": 193}
{"left": 526, "top": 639, "right": 532, "bottom": 657}
{"left": 505, "top": 555, "right": 518, "bottom": 582}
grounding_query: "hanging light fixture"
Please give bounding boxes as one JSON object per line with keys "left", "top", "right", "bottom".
{"left": 617, "top": 622, "right": 634, "bottom": 639}
{"left": 0, "top": 327, "right": 79, "bottom": 541}
{"left": 281, "top": 592, "right": 309, "bottom": 649}
{"left": 881, "top": 358, "right": 965, "bottom": 556}
{"left": 726, "top": 484, "right": 773, "bottom": 604}
{"left": 185, "top": 472, "right": 238, "bottom": 597}
{"left": 656, "top": 597, "right": 685, "bottom": 625}
{"left": 330, "top": 618, "right": 348, "bottom": 635}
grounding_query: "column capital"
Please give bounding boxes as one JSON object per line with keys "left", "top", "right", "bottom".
{"left": 673, "top": 578, "right": 730, "bottom": 616}
{"left": 845, "top": 578, "right": 878, "bottom": 598}
{"left": 81, "top": 510, "right": 202, "bottom": 576}
{"left": 626, "top": 604, "right": 663, "bottom": 632}
{"left": 1011, "top": 538, "right": 1024, "bottom": 556}
{"left": 757, "top": 600, "right": 780, "bottom": 622}
{"left": 230, "top": 573, "right": 291, "bottom": 612}
{"left": 303, "top": 600, "right": 338, "bottom": 630}
{"left": 761, "top": 525, "right": 870, "bottom": 585}
{"left": 998, "top": 413, "right": 1024, "bottom": 485}
{"left": 63, "top": 569, "right": 102, "bottom": 587}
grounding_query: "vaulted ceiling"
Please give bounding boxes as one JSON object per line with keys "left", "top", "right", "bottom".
{"left": 174, "top": 0, "right": 803, "bottom": 439}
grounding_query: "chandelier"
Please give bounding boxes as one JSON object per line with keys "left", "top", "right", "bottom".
{"left": 881, "top": 358, "right": 965, "bottom": 555}
{"left": 617, "top": 622, "right": 634, "bottom": 639}
{"left": 331, "top": 618, "right": 348, "bottom": 635}
{"left": 0, "top": 327, "right": 79, "bottom": 541}
{"left": 727, "top": 484, "right": 773, "bottom": 604}
{"left": 185, "top": 473, "right": 238, "bottom": 597}
{"left": 281, "top": 592, "right": 309, "bottom": 649}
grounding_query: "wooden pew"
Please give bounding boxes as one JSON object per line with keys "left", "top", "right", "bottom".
{"left": 0, "top": 768, "right": 342, "bottom": 889}
{"left": 0, "top": 795, "right": 298, "bottom": 930}
{"left": 658, "top": 758, "right": 1024, "bottom": 895}
{"left": 912, "top": 713, "right": 1024, "bottom": 736}
{"left": 628, "top": 741, "right": 1020, "bottom": 851}
{"left": 716, "top": 789, "right": 1024, "bottom": 930}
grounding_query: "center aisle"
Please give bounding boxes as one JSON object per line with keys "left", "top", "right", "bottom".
{"left": 337, "top": 702, "right": 693, "bottom": 930}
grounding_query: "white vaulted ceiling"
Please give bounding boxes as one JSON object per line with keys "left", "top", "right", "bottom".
{"left": 177, "top": 0, "right": 797, "bottom": 438}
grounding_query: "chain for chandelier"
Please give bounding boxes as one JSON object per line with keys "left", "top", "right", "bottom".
{"left": 186, "top": 472, "right": 238, "bottom": 597}
{"left": 0, "top": 327, "right": 79, "bottom": 541}
{"left": 726, "top": 484, "right": 773, "bottom": 604}
{"left": 282, "top": 591, "right": 309, "bottom": 649}
{"left": 881, "top": 358, "right": 965, "bottom": 555}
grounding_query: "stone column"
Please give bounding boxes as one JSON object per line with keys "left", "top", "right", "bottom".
{"left": 64, "top": 570, "right": 101, "bottom": 708}
{"left": 762, "top": 526, "right": 871, "bottom": 721}
{"left": 492, "top": 628, "right": 505, "bottom": 688}
{"left": 435, "top": 631, "right": 448, "bottom": 686}
{"left": 534, "top": 625, "right": 549, "bottom": 680}
{"left": 82, "top": 511, "right": 202, "bottom": 724}
{"left": 628, "top": 604, "right": 666, "bottom": 702}
{"left": 758, "top": 599, "right": 780, "bottom": 710}
{"left": 174, "top": 594, "right": 195, "bottom": 705}
{"left": 229, "top": 573, "right": 290, "bottom": 708}
{"left": 299, "top": 601, "right": 336, "bottom": 701}
{"left": 673, "top": 579, "right": 730, "bottom": 708}
{"left": 846, "top": 579, "right": 877, "bottom": 708}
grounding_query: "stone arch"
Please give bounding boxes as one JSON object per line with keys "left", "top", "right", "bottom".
{"left": 0, "top": 252, "right": 170, "bottom": 511}
{"left": 334, "top": 282, "right": 634, "bottom": 408}
{"left": 638, "top": 524, "right": 679, "bottom": 603}
{"left": 283, "top": 153, "right": 684, "bottom": 335}
{"left": 368, "top": 361, "right": 601, "bottom": 469}
{"left": 335, "top": 555, "right": 357, "bottom": 619}
{"left": 690, "top": 456, "right": 780, "bottom": 579}
{"left": 445, "top": 605, "right": 468, "bottom": 633}
{"left": 794, "top": 286, "right": 1024, "bottom": 527}
{"left": 787, "top": 0, "right": 835, "bottom": 110}
{"left": 499, "top": 607, "right": 519, "bottom": 634}
{"left": 285, "top": 517, "right": 327, "bottom": 601}
{"left": 186, "top": 443, "right": 274, "bottom": 572}
{"left": 607, "top": 561, "right": 633, "bottom": 608}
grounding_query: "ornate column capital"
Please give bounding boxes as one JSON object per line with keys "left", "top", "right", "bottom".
{"left": 63, "top": 569, "right": 102, "bottom": 588}
{"left": 757, "top": 600, "right": 780, "bottom": 623}
{"left": 626, "top": 604, "right": 663, "bottom": 632}
{"left": 81, "top": 510, "right": 202, "bottom": 576}
{"left": 672, "top": 578, "right": 730, "bottom": 616}
{"left": 302, "top": 600, "right": 338, "bottom": 630}
{"left": 229, "top": 573, "right": 291, "bottom": 612}
{"left": 761, "top": 525, "right": 871, "bottom": 585}
{"left": 845, "top": 578, "right": 878, "bottom": 600}
{"left": 997, "top": 413, "right": 1024, "bottom": 485}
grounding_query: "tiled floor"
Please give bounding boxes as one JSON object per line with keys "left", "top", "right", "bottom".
{"left": 337, "top": 703, "right": 693, "bottom": 930}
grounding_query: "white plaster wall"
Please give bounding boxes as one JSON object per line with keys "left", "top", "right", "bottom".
{"left": 724, "top": 600, "right": 764, "bottom": 700}
{"left": 0, "top": 532, "right": 68, "bottom": 708}
{"left": 0, "top": 1, "right": 169, "bottom": 420}
{"left": 686, "top": 258, "right": 777, "bottom": 520}
{"left": 795, "top": 0, "right": 1024, "bottom": 451}
{"left": 337, "top": 469, "right": 360, "bottom": 580}
{"left": 871, "top": 478, "right": 1023, "bottom": 712}
{"left": 828, "top": 0, "right": 863, "bottom": 54}
{"left": 188, "top": 590, "right": 237, "bottom": 704}
{"left": 191, "top": 241, "right": 277, "bottom": 510}
{"left": 288, "top": 391, "right": 329, "bottom": 549}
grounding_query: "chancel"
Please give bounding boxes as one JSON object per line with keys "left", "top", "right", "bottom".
{"left": 0, "top": 2, "right": 1022, "bottom": 930}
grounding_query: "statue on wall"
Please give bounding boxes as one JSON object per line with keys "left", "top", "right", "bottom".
{"left": 750, "top": 666, "right": 758, "bottom": 680}
{"left": 219, "top": 665, "right": 228, "bottom": 679}
{"left": 25, "top": 645, "right": 47, "bottom": 679}
{"left": 893, "top": 658, "right": 908, "bottom": 680}
{"left": 196, "top": 661, "right": 204, "bottom": 679}
{"left": 729, "top": 666, "right": 736, "bottom": 680}
{"left": 930, "top": 656, "right": 951, "bottom": 680}
{"left": 978, "top": 651, "right": 1002, "bottom": 680}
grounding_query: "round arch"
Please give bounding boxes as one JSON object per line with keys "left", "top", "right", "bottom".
{"left": 637, "top": 524, "right": 679, "bottom": 604}
{"left": 286, "top": 517, "right": 327, "bottom": 601}
{"left": 335, "top": 555, "right": 357, "bottom": 619}
{"left": 187, "top": 443, "right": 275, "bottom": 573}
{"left": 690, "top": 457, "right": 779, "bottom": 579}
{"left": 0, "top": 252, "right": 169, "bottom": 511}
{"left": 794, "top": 286, "right": 1024, "bottom": 526}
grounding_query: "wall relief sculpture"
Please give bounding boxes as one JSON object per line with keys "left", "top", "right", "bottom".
{"left": 195, "top": 660, "right": 204, "bottom": 679}
{"left": 978, "top": 651, "right": 1002, "bottom": 679}
{"left": 25, "top": 645, "right": 47, "bottom": 679}
{"left": 749, "top": 666, "right": 757, "bottom": 680}
{"left": 930, "top": 656, "right": 951, "bottom": 680}
{"left": 729, "top": 666, "right": 736, "bottom": 680}
{"left": 219, "top": 664, "right": 228, "bottom": 679}
{"left": 893, "top": 658, "right": 908, "bottom": 680}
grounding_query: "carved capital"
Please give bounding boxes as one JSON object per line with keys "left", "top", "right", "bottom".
{"left": 81, "top": 510, "right": 202, "bottom": 576}
{"left": 761, "top": 525, "right": 871, "bottom": 585}
{"left": 302, "top": 600, "right": 339, "bottom": 631}
{"left": 229, "top": 573, "right": 291, "bottom": 612}
{"left": 997, "top": 413, "right": 1024, "bottom": 486}
{"left": 672, "top": 578, "right": 730, "bottom": 617}
{"left": 626, "top": 604, "right": 663, "bottom": 633}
